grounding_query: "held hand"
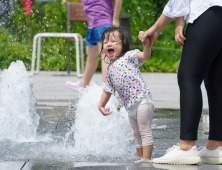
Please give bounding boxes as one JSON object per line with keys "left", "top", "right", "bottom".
{"left": 142, "top": 25, "right": 160, "bottom": 50}
{"left": 99, "top": 107, "right": 113, "bottom": 116}
{"left": 138, "top": 31, "right": 145, "bottom": 41}
{"left": 112, "top": 18, "right": 119, "bottom": 28}
{"left": 175, "top": 17, "right": 186, "bottom": 46}
{"left": 138, "top": 31, "right": 150, "bottom": 46}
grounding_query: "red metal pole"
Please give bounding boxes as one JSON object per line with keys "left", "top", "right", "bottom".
{"left": 24, "top": 0, "right": 31, "bottom": 14}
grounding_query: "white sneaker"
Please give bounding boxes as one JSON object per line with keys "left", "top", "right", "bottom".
{"left": 199, "top": 146, "right": 222, "bottom": 164}
{"left": 153, "top": 144, "right": 201, "bottom": 165}
{"left": 134, "top": 159, "right": 152, "bottom": 163}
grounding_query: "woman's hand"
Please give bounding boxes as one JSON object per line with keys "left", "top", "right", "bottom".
{"left": 142, "top": 26, "right": 160, "bottom": 49}
{"left": 138, "top": 31, "right": 150, "bottom": 46}
{"left": 175, "top": 17, "right": 186, "bottom": 46}
{"left": 137, "top": 31, "right": 151, "bottom": 62}
{"left": 138, "top": 31, "right": 145, "bottom": 41}
{"left": 99, "top": 107, "right": 112, "bottom": 116}
{"left": 142, "top": 14, "right": 172, "bottom": 50}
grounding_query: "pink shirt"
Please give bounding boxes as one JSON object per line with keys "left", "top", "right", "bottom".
{"left": 82, "top": 0, "right": 114, "bottom": 29}
{"left": 105, "top": 50, "right": 150, "bottom": 110}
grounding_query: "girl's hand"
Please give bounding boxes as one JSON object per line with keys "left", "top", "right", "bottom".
{"left": 175, "top": 17, "right": 186, "bottom": 46}
{"left": 138, "top": 31, "right": 150, "bottom": 46}
{"left": 99, "top": 107, "right": 112, "bottom": 116}
{"left": 112, "top": 18, "right": 119, "bottom": 28}
{"left": 98, "top": 90, "right": 112, "bottom": 116}
{"left": 138, "top": 31, "right": 145, "bottom": 41}
{"left": 137, "top": 31, "right": 151, "bottom": 62}
{"left": 138, "top": 31, "right": 147, "bottom": 45}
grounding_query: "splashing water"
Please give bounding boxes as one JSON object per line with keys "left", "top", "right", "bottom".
{"left": 0, "top": 60, "right": 40, "bottom": 142}
{"left": 0, "top": 62, "right": 135, "bottom": 162}
{"left": 0, "top": 61, "right": 184, "bottom": 163}
{"left": 65, "top": 82, "right": 135, "bottom": 158}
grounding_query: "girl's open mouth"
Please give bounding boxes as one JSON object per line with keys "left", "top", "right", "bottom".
{"left": 108, "top": 49, "right": 114, "bottom": 56}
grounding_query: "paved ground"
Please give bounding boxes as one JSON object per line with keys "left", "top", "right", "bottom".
{"left": 1, "top": 161, "right": 222, "bottom": 170}
{"left": 0, "top": 71, "right": 212, "bottom": 170}
{"left": 31, "top": 71, "right": 209, "bottom": 109}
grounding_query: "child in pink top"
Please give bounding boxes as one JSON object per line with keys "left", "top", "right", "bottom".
{"left": 65, "top": 0, "right": 122, "bottom": 90}
{"left": 98, "top": 27, "right": 155, "bottom": 163}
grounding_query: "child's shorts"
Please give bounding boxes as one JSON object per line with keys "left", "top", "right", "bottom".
{"left": 127, "top": 92, "right": 155, "bottom": 119}
{"left": 85, "top": 24, "right": 112, "bottom": 46}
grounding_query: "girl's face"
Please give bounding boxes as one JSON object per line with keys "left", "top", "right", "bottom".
{"left": 103, "top": 31, "right": 122, "bottom": 63}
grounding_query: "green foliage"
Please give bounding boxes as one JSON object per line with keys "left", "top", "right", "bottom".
{"left": 0, "top": 0, "right": 87, "bottom": 71}
{"left": 121, "top": 0, "right": 182, "bottom": 72}
{"left": 0, "top": 28, "right": 32, "bottom": 69}
{"left": 0, "top": 0, "right": 183, "bottom": 72}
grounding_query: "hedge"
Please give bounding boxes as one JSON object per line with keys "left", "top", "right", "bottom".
{"left": 0, "top": 0, "right": 182, "bottom": 72}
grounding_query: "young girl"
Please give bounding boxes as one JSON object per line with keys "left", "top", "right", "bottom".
{"left": 98, "top": 27, "right": 155, "bottom": 163}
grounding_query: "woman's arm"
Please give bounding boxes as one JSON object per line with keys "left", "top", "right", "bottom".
{"left": 112, "top": 0, "right": 122, "bottom": 28}
{"left": 175, "top": 16, "right": 186, "bottom": 46}
{"left": 142, "top": 14, "right": 172, "bottom": 49}
{"left": 98, "top": 90, "right": 112, "bottom": 116}
{"left": 167, "top": 0, "right": 190, "bottom": 19}
{"left": 142, "top": 0, "right": 190, "bottom": 49}
{"left": 137, "top": 31, "right": 151, "bottom": 62}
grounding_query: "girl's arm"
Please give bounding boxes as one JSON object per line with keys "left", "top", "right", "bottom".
{"left": 136, "top": 32, "right": 151, "bottom": 62}
{"left": 112, "top": 0, "right": 122, "bottom": 28}
{"left": 98, "top": 90, "right": 112, "bottom": 116}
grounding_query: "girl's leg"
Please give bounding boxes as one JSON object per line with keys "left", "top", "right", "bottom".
{"left": 136, "top": 148, "right": 143, "bottom": 158}
{"left": 204, "top": 47, "right": 222, "bottom": 149}
{"left": 80, "top": 43, "right": 101, "bottom": 87}
{"left": 128, "top": 115, "right": 143, "bottom": 157}
{"left": 142, "top": 145, "right": 153, "bottom": 160}
{"left": 178, "top": 6, "right": 222, "bottom": 150}
{"left": 137, "top": 103, "right": 154, "bottom": 160}
{"left": 100, "top": 41, "right": 109, "bottom": 83}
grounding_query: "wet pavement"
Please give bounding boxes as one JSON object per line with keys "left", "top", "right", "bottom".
{"left": 2, "top": 158, "right": 222, "bottom": 170}
{"left": 1, "top": 106, "right": 219, "bottom": 170}
{"left": 22, "top": 71, "right": 209, "bottom": 109}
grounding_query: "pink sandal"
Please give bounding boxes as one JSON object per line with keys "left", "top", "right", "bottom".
{"left": 65, "top": 81, "right": 81, "bottom": 91}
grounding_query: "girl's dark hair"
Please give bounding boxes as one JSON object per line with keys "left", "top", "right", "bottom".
{"left": 100, "top": 27, "right": 133, "bottom": 64}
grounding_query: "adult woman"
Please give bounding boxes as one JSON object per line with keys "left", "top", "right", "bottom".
{"left": 142, "top": 0, "right": 222, "bottom": 165}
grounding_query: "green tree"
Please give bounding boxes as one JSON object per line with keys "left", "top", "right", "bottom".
{"left": 0, "top": 0, "right": 182, "bottom": 72}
